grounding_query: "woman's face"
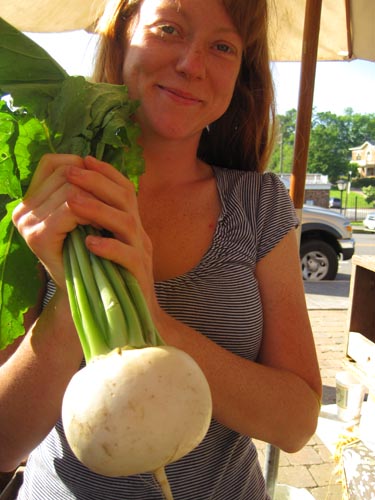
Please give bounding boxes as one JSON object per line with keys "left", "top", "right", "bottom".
{"left": 122, "top": 0, "right": 243, "bottom": 142}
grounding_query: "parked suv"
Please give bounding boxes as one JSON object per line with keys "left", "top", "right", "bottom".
{"left": 300, "top": 205, "right": 355, "bottom": 281}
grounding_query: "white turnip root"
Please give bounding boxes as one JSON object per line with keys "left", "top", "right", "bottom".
{"left": 62, "top": 345, "right": 212, "bottom": 481}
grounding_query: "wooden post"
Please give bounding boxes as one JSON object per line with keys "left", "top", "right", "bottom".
{"left": 265, "top": 1, "right": 323, "bottom": 497}
{"left": 290, "top": 0, "right": 323, "bottom": 212}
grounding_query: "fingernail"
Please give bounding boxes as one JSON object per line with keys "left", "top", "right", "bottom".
{"left": 71, "top": 192, "right": 86, "bottom": 204}
{"left": 86, "top": 235, "right": 101, "bottom": 246}
{"left": 69, "top": 166, "right": 84, "bottom": 177}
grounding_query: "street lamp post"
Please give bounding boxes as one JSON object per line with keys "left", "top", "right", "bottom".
{"left": 337, "top": 179, "right": 347, "bottom": 214}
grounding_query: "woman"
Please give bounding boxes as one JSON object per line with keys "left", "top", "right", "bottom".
{"left": 0, "top": 0, "right": 322, "bottom": 498}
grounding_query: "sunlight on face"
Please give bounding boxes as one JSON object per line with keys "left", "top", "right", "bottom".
{"left": 122, "top": 0, "right": 243, "bottom": 140}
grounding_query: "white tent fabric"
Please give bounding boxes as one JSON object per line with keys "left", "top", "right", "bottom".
{"left": 268, "top": 0, "right": 375, "bottom": 62}
{"left": 0, "top": 0, "right": 374, "bottom": 62}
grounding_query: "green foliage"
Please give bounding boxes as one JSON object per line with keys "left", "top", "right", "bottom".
{"left": 268, "top": 109, "right": 297, "bottom": 173}
{"left": 362, "top": 186, "right": 375, "bottom": 205}
{"left": 0, "top": 200, "right": 40, "bottom": 347}
{"left": 0, "top": 18, "right": 144, "bottom": 349}
{"left": 352, "top": 177, "right": 375, "bottom": 188}
{"left": 270, "top": 106, "right": 375, "bottom": 181}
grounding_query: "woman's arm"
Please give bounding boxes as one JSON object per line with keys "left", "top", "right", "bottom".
{"left": 153, "top": 229, "right": 322, "bottom": 453}
{"left": 0, "top": 288, "right": 83, "bottom": 472}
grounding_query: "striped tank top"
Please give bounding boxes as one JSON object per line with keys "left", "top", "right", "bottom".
{"left": 18, "top": 167, "right": 298, "bottom": 500}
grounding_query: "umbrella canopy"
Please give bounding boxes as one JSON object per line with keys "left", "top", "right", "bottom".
{"left": 0, "top": 0, "right": 374, "bottom": 62}
{"left": 268, "top": 0, "right": 375, "bottom": 62}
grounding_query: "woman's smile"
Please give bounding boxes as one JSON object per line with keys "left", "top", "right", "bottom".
{"left": 156, "top": 84, "right": 203, "bottom": 105}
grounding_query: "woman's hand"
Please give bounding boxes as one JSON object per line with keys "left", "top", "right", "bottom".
{"left": 65, "top": 156, "right": 157, "bottom": 313}
{"left": 12, "top": 154, "right": 90, "bottom": 289}
{"left": 12, "top": 154, "right": 155, "bottom": 310}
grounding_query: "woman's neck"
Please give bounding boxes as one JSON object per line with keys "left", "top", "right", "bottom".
{"left": 139, "top": 133, "right": 211, "bottom": 191}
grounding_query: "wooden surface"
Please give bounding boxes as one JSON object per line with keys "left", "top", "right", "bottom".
{"left": 346, "top": 255, "right": 375, "bottom": 384}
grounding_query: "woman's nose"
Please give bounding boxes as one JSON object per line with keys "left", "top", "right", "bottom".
{"left": 175, "top": 43, "right": 206, "bottom": 80}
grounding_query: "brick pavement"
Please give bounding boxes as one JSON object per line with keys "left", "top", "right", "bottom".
{"left": 254, "top": 309, "right": 349, "bottom": 499}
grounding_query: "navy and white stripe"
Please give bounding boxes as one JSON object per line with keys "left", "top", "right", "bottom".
{"left": 19, "top": 168, "right": 298, "bottom": 500}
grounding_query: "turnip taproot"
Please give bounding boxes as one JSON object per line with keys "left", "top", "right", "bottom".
{"left": 62, "top": 346, "right": 212, "bottom": 477}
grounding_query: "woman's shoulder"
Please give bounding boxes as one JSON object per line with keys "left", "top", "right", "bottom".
{"left": 212, "top": 166, "right": 289, "bottom": 204}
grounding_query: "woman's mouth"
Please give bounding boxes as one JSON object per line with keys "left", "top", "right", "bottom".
{"left": 158, "top": 85, "right": 202, "bottom": 104}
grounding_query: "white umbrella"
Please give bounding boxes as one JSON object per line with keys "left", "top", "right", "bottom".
{"left": 1, "top": 0, "right": 374, "bottom": 62}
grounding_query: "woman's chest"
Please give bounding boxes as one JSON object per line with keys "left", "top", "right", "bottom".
{"left": 140, "top": 188, "right": 221, "bottom": 282}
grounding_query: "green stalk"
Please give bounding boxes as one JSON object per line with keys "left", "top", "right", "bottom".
{"left": 64, "top": 234, "right": 110, "bottom": 361}
{"left": 63, "top": 224, "right": 165, "bottom": 363}
{"left": 83, "top": 226, "right": 146, "bottom": 348}
{"left": 118, "top": 267, "right": 164, "bottom": 346}
{"left": 70, "top": 227, "right": 108, "bottom": 337}
{"left": 63, "top": 240, "right": 91, "bottom": 361}
{"left": 89, "top": 252, "right": 129, "bottom": 350}
{"left": 96, "top": 257, "right": 146, "bottom": 348}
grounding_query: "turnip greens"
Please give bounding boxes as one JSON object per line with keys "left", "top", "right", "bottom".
{"left": 0, "top": 17, "right": 144, "bottom": 351}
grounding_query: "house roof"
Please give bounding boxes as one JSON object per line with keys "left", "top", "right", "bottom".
{"left": 349, "top": 141, "right": 375, "bottom": 151}
{"left": 279, "top": 174, "right": 331, "bottom": 191}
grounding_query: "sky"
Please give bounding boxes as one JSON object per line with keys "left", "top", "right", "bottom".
{"left": 27, "top": 31, "right": 375, "bottom": 117}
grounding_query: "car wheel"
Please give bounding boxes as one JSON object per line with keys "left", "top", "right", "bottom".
{"left": 300, "top": 240, "right": 339, "bottom": 281}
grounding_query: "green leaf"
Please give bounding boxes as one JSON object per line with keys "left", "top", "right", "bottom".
{"left": 0, "top": 17, "right": 68, "bottom": 118}
{"left": 0, "top": 200, "right": 41, "bottom": 349}
{"left": 15, "top": 113, "right": 55, "bottom": 193}
{"left": 0, "top": 18, "right": 144, "bottom": 350}
{"left": 0, "top": 100, "right": 22, "bottom": 198}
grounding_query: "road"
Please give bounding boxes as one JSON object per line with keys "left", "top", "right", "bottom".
{"left": 304, "top": 232, "right": 374, "bottom": 309}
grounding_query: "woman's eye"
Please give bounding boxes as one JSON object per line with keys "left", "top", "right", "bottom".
{"left": 215, "top": 43, "right": 234, "bottom": 54}
{"left": 159, "top": 24, "right": 177, "bottom": 36}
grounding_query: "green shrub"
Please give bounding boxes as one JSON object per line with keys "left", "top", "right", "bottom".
{"left": 351, "top": 178, "right": 375, "bottom": 188}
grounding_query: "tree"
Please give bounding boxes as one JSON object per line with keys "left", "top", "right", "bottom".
{"left": 268, "top": 109, "right": 297, "bottom": 173}
{"left": 308, "top": 111, "right": 348, "bottom": 180}
{"left": 362, "top": 186, "right": 375, "bottom": 206}
{"left": 268, "top": 108, "right": 375, "bottom": 182}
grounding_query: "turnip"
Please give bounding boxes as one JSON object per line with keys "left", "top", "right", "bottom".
{"left": 61, "top": 226, "right": 213, "bottom": 499}
{"left": 62, "top": 346, "right": 212, "bottom": 478}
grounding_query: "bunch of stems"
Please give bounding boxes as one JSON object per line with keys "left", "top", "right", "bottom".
{"left": 63, "top": 225, "right": 164, "bottom": 363}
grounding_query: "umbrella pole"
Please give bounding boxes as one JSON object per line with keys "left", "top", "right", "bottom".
{"left": 264, "top": 1, "right": 322, "bottom": 498}
{"left": 290, "top": 0, "right": 323, "bottom": 219}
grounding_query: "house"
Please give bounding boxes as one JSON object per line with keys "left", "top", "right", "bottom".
{"left": 349, "top": 141, "right": 375, "bottom": 178}
{"left": 279, "top": 173, "right": 331, "bottom": 207}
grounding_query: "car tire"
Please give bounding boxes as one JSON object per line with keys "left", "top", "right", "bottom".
{"left": 300, "top": 239, "right": 339, "bottom": 281}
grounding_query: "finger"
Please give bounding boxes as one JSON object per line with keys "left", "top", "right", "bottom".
{"left": 25, "top": 154, "right": 85, "bottom": 198}
{"left": 84, "top": 155, "right": 133, "bottom": 186}
{"left": 67, "top": 192, "right": 139, "bottom": 243}
{"left": 15, "top": 194, "right": 90, "bottom": 242}
{"left": 13, "top": 180, "right": 82, "bottom": 227}
{"left": 66, "top": 158, "right": 138, "bottom": 213}
{"left": 85, "top": 234, "right": 153, "bottom": 296}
